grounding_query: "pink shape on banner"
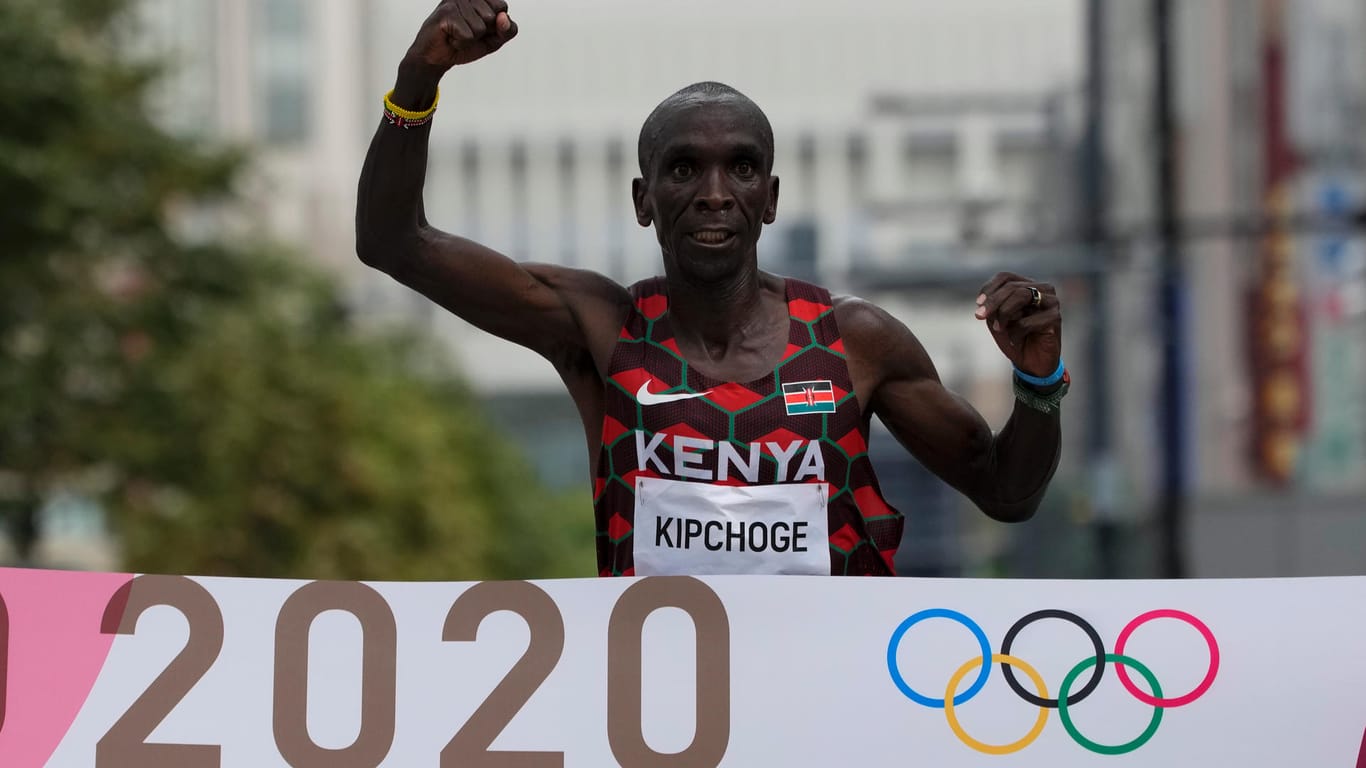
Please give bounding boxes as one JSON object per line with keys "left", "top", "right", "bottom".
{"left": 0, "top": 567, "right": 133, "bottom": 768}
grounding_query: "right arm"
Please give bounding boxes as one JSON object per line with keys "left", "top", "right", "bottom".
{"left": 355, "top": 0, "right": 625, "bottom": 364}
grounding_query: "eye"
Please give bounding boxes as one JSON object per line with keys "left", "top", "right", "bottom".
{"left": 735, "top": 160, "right": 755, "bottom": 177}
{"left": 670, "top": 163, "right": 694, "bottom": 180}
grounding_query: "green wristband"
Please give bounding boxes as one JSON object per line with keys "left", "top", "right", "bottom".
{"left": 1013, "top": 374, "right": 1070, "bottom": 414}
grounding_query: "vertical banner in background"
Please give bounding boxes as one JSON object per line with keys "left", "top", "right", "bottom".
{"left": 1249, "top": 0, "right": 1312, "bottom": 485}
{"left": 0, "top": 568, "right": 1365, "bottom": 767}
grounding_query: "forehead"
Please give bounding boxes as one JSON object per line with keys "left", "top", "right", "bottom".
{"left": 650, "top": 101, "right": 769, "bottom": 156}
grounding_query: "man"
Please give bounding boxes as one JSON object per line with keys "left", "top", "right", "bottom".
{"left": 356, "top": 0, "right": 1066, "bottom": 577}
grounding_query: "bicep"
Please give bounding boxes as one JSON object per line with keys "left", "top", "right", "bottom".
{"left": 872, "top": 375, "right": 994, "bottom": 494}
{"left": 378, "top": 226, "right": 591, "bottom": 358}
{"left": 845, "top": 301, "right": 994, "bottom": 494}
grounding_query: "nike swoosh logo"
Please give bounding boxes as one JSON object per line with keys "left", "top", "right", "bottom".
{"left": 635, "top": 380, "right": 712, "bottom": 406}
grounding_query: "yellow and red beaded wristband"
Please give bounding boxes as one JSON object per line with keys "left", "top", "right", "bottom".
{"left": 382, "top": 88, "right": 439, "bottom": 128}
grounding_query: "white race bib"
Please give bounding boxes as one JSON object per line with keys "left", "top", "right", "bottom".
{"left": 633, "top": 477, "right": 830, "bottom": 575}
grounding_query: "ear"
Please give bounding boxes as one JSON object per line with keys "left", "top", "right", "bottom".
{"left": 632, "top": 178, "right": 652, "bottom": 227}
{"left": 762, "top": 175, "right": 780, "bottom": 225}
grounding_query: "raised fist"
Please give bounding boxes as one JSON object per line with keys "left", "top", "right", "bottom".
{"left": 973, "top": 272, "right": 1063, "bottom": 379}
{"left": 405, "top": 0, "right": 518, "bottom": 74}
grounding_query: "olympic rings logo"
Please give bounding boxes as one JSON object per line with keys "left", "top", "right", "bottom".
{"left": 885, "top": 608, "right": 1219, "bottom": 755}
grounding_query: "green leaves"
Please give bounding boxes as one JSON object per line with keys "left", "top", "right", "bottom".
{"left": 0, "top": 0, "right": 591, "bottom": 579}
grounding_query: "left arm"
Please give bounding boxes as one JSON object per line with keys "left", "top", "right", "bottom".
{"left": 839, "top": 273, "right": 1064, "bottom": 522}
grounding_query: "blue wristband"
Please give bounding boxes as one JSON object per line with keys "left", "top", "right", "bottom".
{"left": 1014, "top": 358, "right": 1065, "bottom": 387}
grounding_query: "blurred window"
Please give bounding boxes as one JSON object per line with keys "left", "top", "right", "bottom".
{"left": 902, "top": 132, "right": 957, "bottom": 201}
{"left": 847, "top": 133, "right": 868, "bottom": 193}
{"left": 509, "top": 140, "right": 529, "bottom": 259}
{"left": 558, "top": 139, "right": 577, "bottom": 266}
{"left": 460, "top": 139, "right": 481, "bottom": 237}
{"left": 253, "top": 0, "right": 310, "bottom": 145}
{"left": 605, "top": 139, "right": 626, "bottom": 278}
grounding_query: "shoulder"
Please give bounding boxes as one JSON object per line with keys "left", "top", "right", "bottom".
{"left": 832, "top": 294, "right": 939, "bottom": 383}
{"left": 521, "top": 264, "right": 633, "bottom": 368}
{"left": 831, "top": 294, "right": 896, "bottom": 337}
{"left": 832, "top": 294, "right": 917, "bottom": 355}
{"left": 524, "top": 263, "right": 633, "bottom": 308}
{"left": 524, "top": 263, "right": 637, "bottom": 331}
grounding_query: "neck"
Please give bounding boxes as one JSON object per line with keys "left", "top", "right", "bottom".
{"left": 666, "top": 265, "right": 778, "bottom": 354}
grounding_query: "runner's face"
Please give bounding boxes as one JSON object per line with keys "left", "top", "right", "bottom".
{"left": 633, "top": 102, "right": 779, "bottom": 283}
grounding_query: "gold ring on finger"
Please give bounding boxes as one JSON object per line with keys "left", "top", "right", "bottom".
{"left": 1028, "top": 287, "right": 1042, "bottom": 308}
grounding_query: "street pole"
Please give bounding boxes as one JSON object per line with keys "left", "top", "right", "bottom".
{"left": 1153, "top": 0, "right": 1187, "bottom": 578}
{"left": 1081, "top": 0, "right": 1114, "bottom": 576}
{"left": 1082, "top": 0, "right": 1119, "bottom": 578}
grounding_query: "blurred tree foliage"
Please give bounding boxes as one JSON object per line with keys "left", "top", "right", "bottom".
{"left": 0, "top": 0, "right": 593, "bottom": 579}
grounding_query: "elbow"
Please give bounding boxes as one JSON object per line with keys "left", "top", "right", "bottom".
{"left": 354, "top": 204, "right": 422, "bottom": 273}
{"left": 355, "top": 236, "right": 389, "bottom": 271}
{"left": 967, "top": 479, "right": 1043, "bottom": 522}
{"left": 981, "top": 498, "right": 1040, "bottom": 524}
{"left": 355, "top": 227, "right": 420, "bottom": 275}
{"left": 354, "top": 211, "right": 386, "bottom": 270}
{"left": 971, "top": 433, "right": 1058, "bottom": 524}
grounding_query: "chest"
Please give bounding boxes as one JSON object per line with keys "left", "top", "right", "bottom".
{"left": 601, "top": 278, "right": 869, "bottom": 451}
{"left": 667, "top": 320, "right": 791, "bottom": 384}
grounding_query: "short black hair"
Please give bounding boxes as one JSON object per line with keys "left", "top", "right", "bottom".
{"left": 637, "top": 81, "right": 775, "bottom": 177}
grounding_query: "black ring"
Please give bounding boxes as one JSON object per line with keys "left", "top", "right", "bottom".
{"left": 999, "top": 609, "right": 1106, "bottom": 708}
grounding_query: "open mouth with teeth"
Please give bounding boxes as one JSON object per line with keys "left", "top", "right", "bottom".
{"left": 689, "top": 230, "right": 735, "bottom": 245}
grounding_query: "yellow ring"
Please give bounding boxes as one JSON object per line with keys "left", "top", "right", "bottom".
{"left": 383, "top": 88, "right": 440, "bottom": 120}
{"left": 943, "top": 653, "right": 1050, "bottom": 755}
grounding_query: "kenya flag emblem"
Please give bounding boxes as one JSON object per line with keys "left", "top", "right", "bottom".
{"left": 782, "top": 380, "right": 837, "bottom": 415}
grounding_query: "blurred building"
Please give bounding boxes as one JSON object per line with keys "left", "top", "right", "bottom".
{"left": 129, "top": 0, "right": 1366, "bottom": 580}
{"left": 135, "top": 0, "right": 370, "bottom": 281}
{"left": 1094, "top": 0, "right": 1366, "bottom": 576}
{"left": 132, "top": 0, "right": 1088, "bottom": 576}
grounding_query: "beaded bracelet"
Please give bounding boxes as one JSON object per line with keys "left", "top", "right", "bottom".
{"left": 382, "top": 88, "right": 439, "bottom": 128}
{"left": 1013, "top": 369, "right": 1070, "bottom": 414}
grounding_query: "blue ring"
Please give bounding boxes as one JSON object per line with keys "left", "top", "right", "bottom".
{"left": 886, "top": 608, "right": 992, "bottom": 708}
{"left": 1013, "top": 358, "right": 1066, "bottom": 387}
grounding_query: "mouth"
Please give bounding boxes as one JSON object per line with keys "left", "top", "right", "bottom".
{"left": 688, "top": 230, "right": 736, "bottom": 247}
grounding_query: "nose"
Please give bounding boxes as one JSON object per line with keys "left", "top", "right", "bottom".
{"left": 693, "top": 167, "right": 734, "bottom": 212}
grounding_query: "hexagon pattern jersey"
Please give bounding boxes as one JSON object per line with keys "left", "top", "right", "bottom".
{"left": 593, "top": 276, "right": 904, "bottom": 576}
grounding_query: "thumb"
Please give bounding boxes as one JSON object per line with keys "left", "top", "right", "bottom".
{"left": 496, "top": 12, "right": 518, "bottom": 39}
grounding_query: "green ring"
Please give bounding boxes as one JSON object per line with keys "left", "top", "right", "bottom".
{"left": 1057, "top": 653, "right": 1163, "bottom": 755}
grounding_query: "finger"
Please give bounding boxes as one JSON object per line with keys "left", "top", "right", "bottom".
{"left": 459, "top": 1, "right": 487, "bottom": 37}
{"left": 982, "top": 280, "right": 1056, "bottom": 322}
{"left": 486, "top": 0, "right": 509, "bottom": 11}
{"left": 977, "top": 271, "right": 1027, "bottom": 304}
{"left": 1015, "top": 284, "right": 1059, "bottom": 319}
{"left": 974, "top": 279, "right": 1014, "bottom": 318}
{"left": 993, "top": 285, "right": 1042, "bottom": 324}
{"left": 420, "top": 2, "right": 453, "bottom": 41}
{"left": 497, "top": 12, "right": 518, "bottom": 39}
{"left": 989, "top": 312, "right": 1057, "bottom": 351}
{"left": 443, "top": 13, "right": 474, "bottom": 41}
{"left": 459, "top": 33, "right": 508, "bottom": 61}
{"left": 977, "top": 280, "right": 1029, "bottom": 322}
{"left": 471, "top": 0, "right": 498, "bottom": 23}
{"left": 976, "top": 275, "right": 1011, "bottom": 312}
{"left": 1006, "top": 311, "right": 1061, "bottom": 347}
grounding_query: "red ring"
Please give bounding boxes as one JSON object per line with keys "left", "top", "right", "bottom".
{"left": 1113, "top": 609, "right": 1219, "bottom": 707}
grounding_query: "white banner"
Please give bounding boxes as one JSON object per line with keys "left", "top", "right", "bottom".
{"left": 1, "top": 567, "right": 1364, "bottom": 766}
